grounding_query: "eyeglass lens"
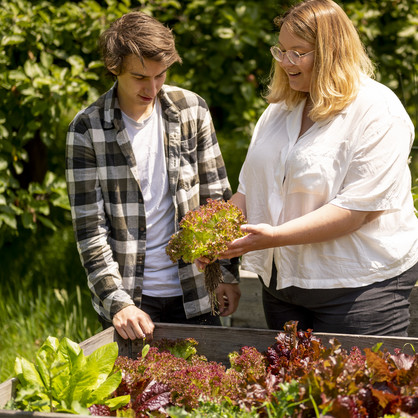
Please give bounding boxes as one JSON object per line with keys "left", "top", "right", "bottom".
{"left": 271, "top": 47, "right": 303, "bottom": 65}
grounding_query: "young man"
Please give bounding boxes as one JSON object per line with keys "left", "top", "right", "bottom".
{"left": 65, "top": 11, "right": 241, "bottom": 341}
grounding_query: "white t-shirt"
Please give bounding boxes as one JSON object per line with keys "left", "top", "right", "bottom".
{"left": 238, "top": 77, "right": 418, "bottom": 289}
{"left": 122, "top": 100, "right": 182, "bottom": 297}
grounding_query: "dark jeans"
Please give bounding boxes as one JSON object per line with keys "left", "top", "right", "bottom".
{"left": 261, "top": 261, "right": 418, "bottom": 336}
{"left": 99, "top": 294, "right": 221, "bottom": 329}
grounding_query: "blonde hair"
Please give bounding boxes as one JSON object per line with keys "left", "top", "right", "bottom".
{"left": 99, "top": 11, "right": 182, "bottom": 76}
{"left": 265, "top": 0, "right": 374, "bottom": 121}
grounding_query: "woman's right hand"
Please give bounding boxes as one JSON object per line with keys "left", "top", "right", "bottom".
{"left": 217, "top": 223, "right": 277, "bottom": 259}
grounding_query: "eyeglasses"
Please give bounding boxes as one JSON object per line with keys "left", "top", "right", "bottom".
{"left": 270, "top": 46, "right": 314, "bottom": 65}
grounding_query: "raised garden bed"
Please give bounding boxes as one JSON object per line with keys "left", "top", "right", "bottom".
{"left": 1, "top": 323, "right": 417, "bottom": 417}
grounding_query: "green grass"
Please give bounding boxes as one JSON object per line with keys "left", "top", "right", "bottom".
{"left": 0, "top": 223, "right": 101, "bottom": 384}
{"left": 0, "top": 284, "right": 100, "bottom": 383}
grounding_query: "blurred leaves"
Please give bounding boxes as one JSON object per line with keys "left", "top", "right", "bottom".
{"left": 162, "top": 0, "right": 285, "bottom": 135}
{"left": 0, "top": 0, "right": 416, "bottom": 245}
{"left": 0, "top": 0, "right": 127, "bottom": 242}
{"left": 345, "top": 0, "right": 417, "bottom": 129}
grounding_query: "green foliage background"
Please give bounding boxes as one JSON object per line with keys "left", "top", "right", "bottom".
{"left": 0, "top": 0, "right": 416, "bottom": 383}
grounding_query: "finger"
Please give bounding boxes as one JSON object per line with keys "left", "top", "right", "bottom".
{"left": 222, "top": 298, "right": 238, "bottom": 316}
{"left": 137, "top": 316, "right": 155, "bottom": 340}
{"left": 217, "top": 250, "right": 235, "bottom": 259}
{"left": 219, "top": 295, "right": 231, "bottom": 316}
{"left": 115, "top": 325, "right": 129, "bottom": 340}
{"left": 241, "top": 224, "right": 257, "bottom": 233}
{"left": 195, "top": 259, "right": 206, "bottom": 271}
{"left": 133, "top": 325, "right": 146, "bottom": 340}
{"left": 117, "top": 323, "right": 139, "bottom": 341}
{"left": 142, "top": 324, "right": 155, "bottom": 341}
{"left": 124, "top": 324, "right": 141, "bottom": 341}
{"left": 217, "top": 294, "right": 226, "bottom": 314}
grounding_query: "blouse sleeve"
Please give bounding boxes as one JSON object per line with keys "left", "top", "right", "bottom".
{"left": 331, "top": 108, "right": 414, "bottom": 212}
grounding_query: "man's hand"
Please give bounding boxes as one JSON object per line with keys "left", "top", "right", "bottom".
{"left": 215, "top": 283, "right": 241, "bottom": 317}
{"left": 112, "top": 305, "right": 155, "bottom": 341}
{"left": 194, "top": 256, "right": 211, "bottom": 271}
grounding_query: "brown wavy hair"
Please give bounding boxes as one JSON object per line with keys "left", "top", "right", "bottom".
{"left": 99, "top": 11, "right": 182, "bottom": 75}
{"left": 265, "top": 0, "right": 374, "bottom": 121}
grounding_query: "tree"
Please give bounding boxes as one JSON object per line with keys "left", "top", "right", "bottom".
{"left": 0, "top": 0, "right": 416, "bottom": 248}
{"left": 0, "top": 0, "right": 129, "bottom": 244}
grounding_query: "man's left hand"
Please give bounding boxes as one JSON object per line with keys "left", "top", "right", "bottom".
{"left": 215, "top": 283, "right": 241, "bottom": 316}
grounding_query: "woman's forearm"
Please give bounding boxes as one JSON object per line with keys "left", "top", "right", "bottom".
{"left": 272, "top": 203, "right": 384, "bottom": 247}
{"left": 220, "top": 203, "right": 384, "bottom": 258}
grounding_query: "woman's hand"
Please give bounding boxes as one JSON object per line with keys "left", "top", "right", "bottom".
{"left": 218, "top": 223, "right": 276, "bottom": 259}
{"left": 194, "top": 223, "right": 276, "bottom": 262}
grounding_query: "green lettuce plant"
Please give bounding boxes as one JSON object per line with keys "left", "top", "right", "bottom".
{"left": 166, "top": 198, "right": 246, "bottom": 312}
{"left": 9, "top": 336, "right": 129, "bottom": 414}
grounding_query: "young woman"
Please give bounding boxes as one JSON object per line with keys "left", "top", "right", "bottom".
{"left": 219, "top": 0, "right": 418, "bottom": 336}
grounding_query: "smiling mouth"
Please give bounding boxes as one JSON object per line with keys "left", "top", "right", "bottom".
{"left": 288, "top": 71, "right": 301, "bottom": 76}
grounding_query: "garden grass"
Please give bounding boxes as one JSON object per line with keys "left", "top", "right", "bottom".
{"left": 0, "top": 283, "right": 100, "bottom": 383}
{"left": 0, "top": 224, "right": 101, "bottom": 383}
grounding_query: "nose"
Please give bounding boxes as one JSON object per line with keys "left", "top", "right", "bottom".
{"left": 145, "top": 78, "right": 159, "bottom": 97}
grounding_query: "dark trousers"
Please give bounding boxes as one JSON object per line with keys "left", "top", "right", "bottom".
{"left": 261, "top": 262, "right": 418, "bottom": 336}
{"left": 99, "top": 294, "right": 221, "bottom": 329}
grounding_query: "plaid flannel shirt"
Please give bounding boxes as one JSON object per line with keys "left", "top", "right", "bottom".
{"left": 66, "top": 83, "right": 239, "bottom": 322}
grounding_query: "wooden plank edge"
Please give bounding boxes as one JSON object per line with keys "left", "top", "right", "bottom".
{"left": 78, "top": 327, "right": 116, "bottom": 356}
{"left": 119, "top": 323, "right": 418, "bottom": 363}
{"left": 0, "top": 379, "right": 17, "bottom": 410}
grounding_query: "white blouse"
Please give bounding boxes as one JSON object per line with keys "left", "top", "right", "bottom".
{"left": 238, "top": 77, "right": 418, "bottom": 289}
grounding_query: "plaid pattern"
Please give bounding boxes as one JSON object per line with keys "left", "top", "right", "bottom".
{"left": 66, "top": 83, "right": 238, "bottom": 322}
